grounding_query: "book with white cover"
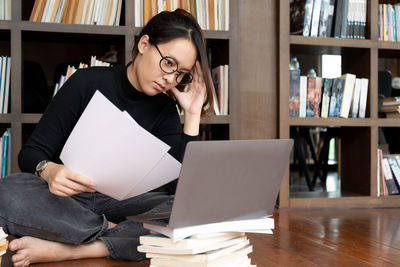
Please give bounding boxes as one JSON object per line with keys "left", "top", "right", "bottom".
{"left": 358, "top": 78, "right": 368, "bottom": 118}
{"left": 351, "top": 78, "right": 362, "bottom": 118}
{"left": 146, "top": 239, "right": 250, "bottom": 263}
{"left": 339, "top": 73, "right": 356, "bottom": 118}
{"left": 142, "top": 217, "right": 274, "bottom": 242}
{"left": 140, "top": 232, "right": 244, "bottom": 249}
{"left": 149, "top": 245, "right": 253, "bottom": 267}
{"left": 299, "top": 76, "right": 307, "bottom": 117}
{"left": 138, "top": 236, "right": 248, "bottom": 255}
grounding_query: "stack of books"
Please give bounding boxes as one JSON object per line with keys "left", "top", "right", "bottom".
{"left": 137, "top": 216, "right": 274, "bottom": 267}
{"left": 380, "top": 97, "right": 400, "bottom": 118}
{"left": 0, "top": 228, "right": 8, "bottom": 264}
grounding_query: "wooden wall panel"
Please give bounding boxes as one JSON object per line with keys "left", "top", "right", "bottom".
{"left": 231, "top": 0, "right": 278, "bottom": 140}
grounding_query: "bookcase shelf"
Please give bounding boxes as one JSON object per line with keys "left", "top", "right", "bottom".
{"left": 377, "top": 119, "right": 400, "bottom": 127}
{"left": 278, "top": 0, "right": 396, "bottom": 208}
{"left": 288, "top": 117, "right": 373, "bottom": 127}
{"left": 19, "top": 21, "right": 129, "bottom": 35}
{"left": 289, "top": 35, "right": 374, "bottom": 49}
{"left": 4, "top": 0, "right": 239, "bottom": 173}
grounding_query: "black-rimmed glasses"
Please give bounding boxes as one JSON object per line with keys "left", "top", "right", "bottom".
{"left": 151, "top": 41, "right": 193, "bottom": 86}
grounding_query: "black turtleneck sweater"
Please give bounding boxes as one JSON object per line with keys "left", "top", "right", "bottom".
{"left": 18, "top": 65, "right": 198, "bottom": 193}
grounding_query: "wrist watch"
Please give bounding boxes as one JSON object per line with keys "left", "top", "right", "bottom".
{"left": 35, "top": 160, "right": 50, "bottom": 177}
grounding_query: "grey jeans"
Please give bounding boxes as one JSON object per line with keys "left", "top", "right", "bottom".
{"left": 0, "top": 173, "right": 173, "bottom": 261}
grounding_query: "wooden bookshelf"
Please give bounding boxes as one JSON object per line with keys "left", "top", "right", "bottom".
{"left": 0, "top": 0, "right": 245, "bottom": 173}
{"left": 278, "top": 0, "right": 400, "bottom": 208}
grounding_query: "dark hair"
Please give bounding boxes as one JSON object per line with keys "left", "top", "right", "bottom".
{"left": 131, "top": 9, "right": 213, "bottom": 116}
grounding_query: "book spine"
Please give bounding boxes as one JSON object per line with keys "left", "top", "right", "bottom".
{"left": 319, "top": 0, "right": 330, "bottom": 37}
{"left": 351, "top": 78, "right": 361, "bottom": 118}
{"left": 314, "top": 77, "right": 322, "bottom": 117}
{"left": 328, "top": 78, "right": 339, "bottom": 117}
{"left": 299, "top": 76, "right": 307, "bottom": 117}
{"left": 340, "top": 0, "right": 349, "bottom": 38}
{"left": 1, "top": 132, "right": 8, "bottom": 178}
{"left": 321, "top": 78, "right": 332, "bottom": 118}
{"left": 382, "top": 157, "right": 399, "bottom": 195}
{"left": 358, "top": 78, "right": 368, "bottom": 118}
{"left": 311, "top": 0, "right": 322, "bottom": 37}
{"left": 339, "top": 74, "right": 356, "bottom": 118}
{"left": 388, "top": 157, "right": 400, "bottom": 191}
{"left": 334, "top": 78, "right": 345, "bottom": 117}
{"left": 289, "top": 69, "right": 301, "bottom": 117}
{"left": 334, "top": 0, "right": 343, "bottom": 38}
{"left": 306, "top": 77, "right": 316, "bottom": 117}
{"left": 303, "top": 0, "right": 314, "bottom": 36}
{"left": 326, "top": 0, "right": 336, "bottom": 37}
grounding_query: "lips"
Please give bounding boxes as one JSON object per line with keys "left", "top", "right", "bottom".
{"left": 154, "top": 82, "right": 165, "bottom": 91}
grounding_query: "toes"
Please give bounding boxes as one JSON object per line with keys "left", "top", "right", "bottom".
{"left": 9, "top": 239, "right": 20, "bottom": 251}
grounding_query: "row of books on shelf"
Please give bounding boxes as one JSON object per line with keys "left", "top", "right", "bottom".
{"left": 134, "top": 216, "right": 274, "bottom": 267}
{"left": 302, "top": 0, "right": 367, "bottom": 39}
{"left": 380, "top": 96, "right": 400, "bottom": 118}
{"left": 0, "top": 129, "right": 10, "bottom": 178}
{"left": 0, "top": 0, "right": 10, "bottom": 20}
{"left": 378, "top": 3, "right": 400, "bottom": 42}
{"left": 211, "top": 64, "right": 228, "bottom": 116}
{"left": 0, "top": 56, "right": 10, "bottom": 115}
{"left": 290, "top": 71, "right": 368, "bottom": 118}
{"left": 137, "top": 0, "right": 229, "bottom": 31}
{"left": 0, "top": 228, "right": 7, "bottom": 264}
{"left": 29, "top": 0, "right": 123, "bottom": 26}
{"left": 53, "top": 56, "right": 111, "bottom": 96}
{"left": 377, "top": 150, "right": 400, "bottom": 196}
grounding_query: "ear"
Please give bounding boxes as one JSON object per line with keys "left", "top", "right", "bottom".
{"left": 137, "top": 35, "right": 151, "bottom": 54}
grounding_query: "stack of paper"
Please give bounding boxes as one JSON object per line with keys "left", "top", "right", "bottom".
{"left": 139, "top": 232, "right": 255, "bottom": 267}
{"left": 0, "top": 227, "right": 8, "bottom": 264}
{"left": 136, "top": 217, "right": 275, "bottom": 267}
{"left": 60, "top": 90, "right": 181, "bottom": 200}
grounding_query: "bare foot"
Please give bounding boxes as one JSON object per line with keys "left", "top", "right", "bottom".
{"left": 9, "top": 236, "right": 109, "bottom": 267}
{"left": 108, "top": 221, "right": 117, "bottom": 229}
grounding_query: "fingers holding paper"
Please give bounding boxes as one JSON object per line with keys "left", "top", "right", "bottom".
{"left": 40, "top": 162, "right": 96, "bottom": 197}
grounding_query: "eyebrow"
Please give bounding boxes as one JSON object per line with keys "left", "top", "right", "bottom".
{"left": 167, "top": 53, "right": 192, "bottom": 72}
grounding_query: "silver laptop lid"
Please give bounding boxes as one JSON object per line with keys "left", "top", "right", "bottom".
{"left": 169, "top": 139, "right": 293, "bottom": 228}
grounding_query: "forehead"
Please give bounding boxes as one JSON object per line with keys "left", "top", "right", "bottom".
{"left": 157, "top": 38, "right": 197, "bottom": 70}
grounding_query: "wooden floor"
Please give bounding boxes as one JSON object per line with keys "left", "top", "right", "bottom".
{"left": 2, "top": 208, "right": 400, "bottom": 266}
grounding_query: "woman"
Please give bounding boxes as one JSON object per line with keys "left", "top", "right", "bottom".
{"left": 0, "top": 9, "right": 214, "bottom": 266}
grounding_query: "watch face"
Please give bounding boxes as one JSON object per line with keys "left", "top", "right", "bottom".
{"left": 36, "top": 160, "right": 48, "bottom": 172}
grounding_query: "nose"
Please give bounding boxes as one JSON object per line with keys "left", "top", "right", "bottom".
{"left": 162, "top": 72, "right": 177, "bottom": 85}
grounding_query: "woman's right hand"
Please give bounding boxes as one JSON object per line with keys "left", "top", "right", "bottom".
{"left": 40, "top": 162, "right": 96, "bottom": 197}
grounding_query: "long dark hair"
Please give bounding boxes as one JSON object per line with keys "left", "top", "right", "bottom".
{"left": 131, "top": 9, "right": 213, "bottom": 115}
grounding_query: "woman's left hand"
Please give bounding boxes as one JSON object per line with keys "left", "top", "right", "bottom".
{"left": 170, "top": 61, "right": 206, "bottom": 116}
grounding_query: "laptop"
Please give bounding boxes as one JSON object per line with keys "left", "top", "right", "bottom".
{"left": 127, "top": 139, "right": 293, "bottom": 229}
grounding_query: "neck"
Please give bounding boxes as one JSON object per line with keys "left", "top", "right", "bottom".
{"left": 127, "top": 62, "right": 142, "bottom": 92}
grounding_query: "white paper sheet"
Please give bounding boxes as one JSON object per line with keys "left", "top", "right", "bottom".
{"left": 124, "top": 153, "right": 181, "bottom": 199}
{"left": 60, "top": 90, "right": 181, "bottom": 200}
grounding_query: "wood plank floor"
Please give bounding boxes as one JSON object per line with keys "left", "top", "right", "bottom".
{"left": 1, "top": 208, "right": 399, "bottom": 266}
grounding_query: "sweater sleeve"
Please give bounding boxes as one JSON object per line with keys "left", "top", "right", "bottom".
{"left": 18, "top": 70, "right": 91, "bottom": 173}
